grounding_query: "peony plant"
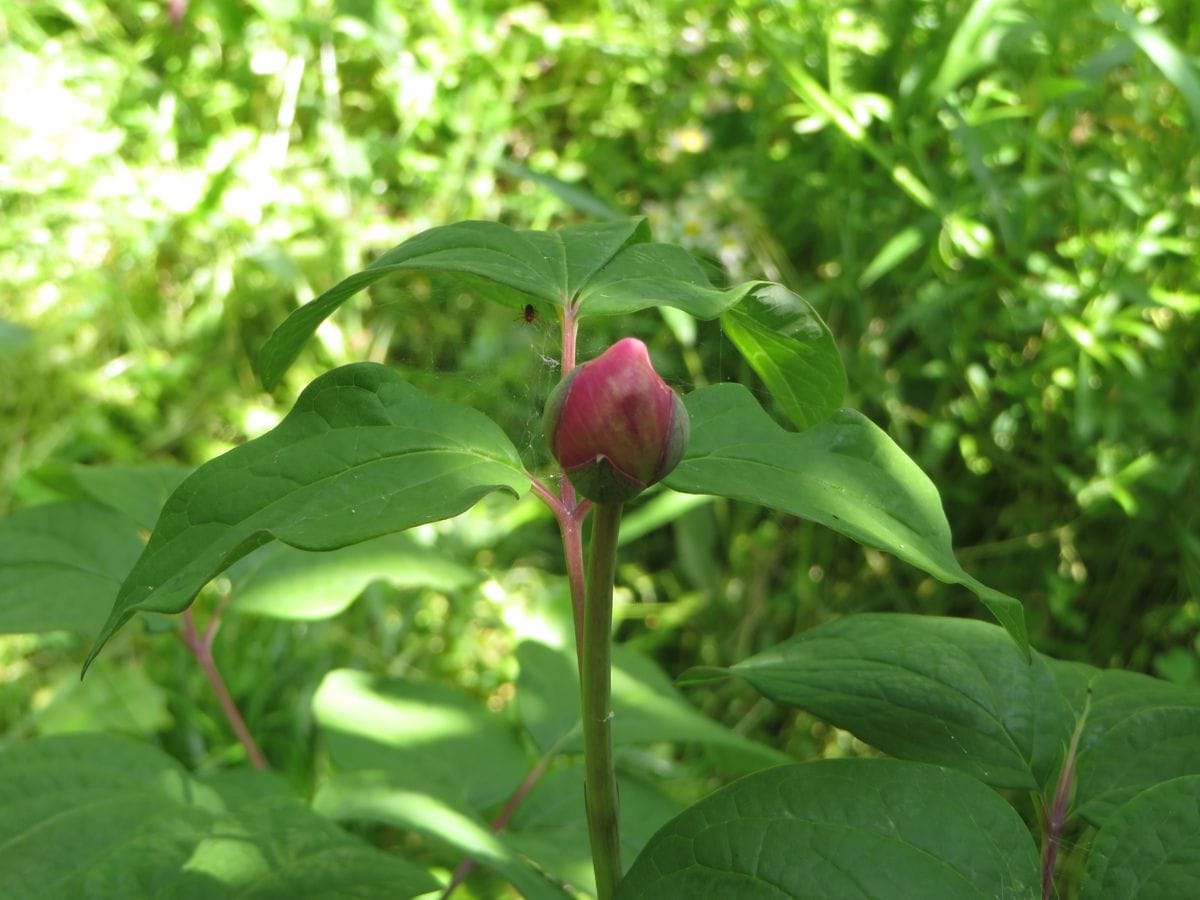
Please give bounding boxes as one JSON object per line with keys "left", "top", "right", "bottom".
{"left": 3, "top": 219, "right": 1196, "bottom": 899}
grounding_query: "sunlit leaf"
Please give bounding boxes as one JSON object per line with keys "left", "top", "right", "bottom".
{"left": 714, "top": 614, "right": 1069, "bottom": 790}
{"left": 720, "top": 284, "right": 846, "bottom": 430}
{"left": 665, "top": 385, "right": 1027, "bottom": 652}
{"left": 84, "top": 364, "right": 527, "bottom": 674}
{"left": 257, "top": 221, "right": 565, "bottom": 388}
{"left": 313, "top": 669, "right": 530, "bottom": 811}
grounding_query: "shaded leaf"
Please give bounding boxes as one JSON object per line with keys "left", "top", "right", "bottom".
{"left": 618, "top": 759, "right": 1039, "bottom": 899}
{"left": 1072, "top": 670, "right": 1200, "bottom": 825}
{"left": 0, "top": 501, "right": 143, "bottom": 635}
{"left": 1081, "top": 774, "right": 1200, "bottom": 899}
{"left": 665, "top": 385, "right": 1027, "bottom": 652}
{"left": 34, "top": 463, "right": 192, "bottom": 531}
{"left": 0, "top": 733, "right": 437, "bottom": 900}
{"left": 84, "top": 364, "right": 527, "bottom": 673}
{"left": 720, "top": 284, "right": 846, "bottom": 430}
{"left": 228, "top": 533, "right": 477, "bottom": 620}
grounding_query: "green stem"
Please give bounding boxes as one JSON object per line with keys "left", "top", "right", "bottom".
{"left": 582, "top": 501, "right": 623, "bottom": 899}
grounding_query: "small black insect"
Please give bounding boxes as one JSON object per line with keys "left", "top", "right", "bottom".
{"left": 522, "top": 303, "right": 538, "bottom": 324}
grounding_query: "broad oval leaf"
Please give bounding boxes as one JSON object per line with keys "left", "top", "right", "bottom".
{"left": 0, "top": 501, "right": 143, "bottom": 635}
{"left": 257, "top": 219, "right": 650, "bottom": 389}
{"left": 720, "top": 614, "right": 1070, "bottom": 790}
{"left": 720, "top": 284, "right": 847, "bottom": 430}
{"left": 258, "top": 221, "right": 561, "bottom": 388}
{"left": 227, "top": 533, "right": 477, "bottom": 620}
{"left": 575, "top": 242, "right": 756, "bottom": 319}
{"left": 664, "top": 384, "right": 1027, "bottom": 652}
{"left": 1081, "top": 774, "right": 1200, "bottom": 900}
{"left": 617, "top": 759, "right": 1040, "bottom": 899}
{"left": 1073, "top": 670, "right": 1200, "bottom": 824}
{"left": 83, "top": 363, "right": 527, "bottom": 673}
{"left": 0, "top": 733, "right": 437, "bottom": 900}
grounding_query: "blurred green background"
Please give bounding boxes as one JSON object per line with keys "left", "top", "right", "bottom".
{"left": 1, "top": 0, "right": 1197, "bottom": 814}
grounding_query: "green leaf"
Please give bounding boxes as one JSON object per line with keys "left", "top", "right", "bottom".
{"left": 720, "top": 284, "right": 847, "bottom": 430}
{"left": 314, "top": 774, "right": 570, "bottom": 900}
{"left": 558, "top": 218, "right": 651, "bottom": 296}
{"left": 721, "top": 614, "right": 1071, "bottom": 790}
{"left": 35, "top": 463, "right": 192, "bottom": 531}
{"left": 929, "top": 0, "right": 1027, "bottom": 101}
{"left": 664, "top": 385, "right": 1027, "bottom": 652}
{"left": 0, "top": 501, "right": 144, "bottom": 635}
{"left": 227, "top": 533, "right": 477, "bottom": 620}
{"left": 0, "top": 733, "right": 437, "bottom": 899}
{"left": 617, "top": 759, "right": 1040, "bottom": 899}
{"left": 1081, "top": 774, "right": 1200, "bottom": 899}
{"left": 1072, "top": 670, "right": 1200, "bottom": 825}
{"left": 1099, "top": 3, "right": 1200, "bottom": 131}
{"left": 31, "top": 659, "right": 171, "bottom": 737}
{"left": 257, "top": 221, "right": 567, "bottom": 388}
{"left": 84, "top": 363, "right": 527, "bottom": 673}
{"left": 858, "top": 224, "right": 928, "bottom": 288}
{"left": 313, "top": 668, "right": 531, "bottom": 811}
{"left": 575, "top": 243, "right": 757, "bottom": 319}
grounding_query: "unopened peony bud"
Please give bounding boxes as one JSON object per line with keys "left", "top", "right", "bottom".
{"left": 544, "top": 338, "right": 690, "bottom": 504}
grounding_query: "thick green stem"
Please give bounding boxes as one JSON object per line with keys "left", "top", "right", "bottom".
{"left": 582, "top": 501, "right": 623, "bottom": 899}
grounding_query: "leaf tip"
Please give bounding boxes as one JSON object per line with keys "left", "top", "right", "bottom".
{"left": 675, "top": 665, "right": 730, "bottom": 687}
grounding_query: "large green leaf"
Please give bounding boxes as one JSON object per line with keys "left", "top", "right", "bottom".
{"left": 0, "top": 501, "right": 144, "bottom": 635}
{"left": 313, "top": 669, "right": 531, "bottom": 812}
{"left": 720, "top": 284, "right": 847, "bottom": 430}
{"left": 575, "top": 242, "right": 756, "bottom": 319}
{"left": 703, "top": 614, "right": 1069, "bottom": 791}
{"left": 84, "top": 363, "right": 527, "bottom": 674}
{"left": 664, "top": 384, "right": 1027, "bottom": 652}
{"left": 1081, "top": 774, "right": 1200, "bottom": 899}
{"left": 258, "top": 221, "right": 558, "bottom": 388}
{"left": 227, "top": 533, "right": 477, "bottom": 620}
{"left": 0, "top": 733, "right": 437, "bottom": 899}
{"left": 617, "top": 759, "right": 1040, "bottom": 899}
{"left": 257, "top": 219, "right": 648, "bottom": 388}
{"left": 1071, "top": 669, "right": 1200, "bottom": 824}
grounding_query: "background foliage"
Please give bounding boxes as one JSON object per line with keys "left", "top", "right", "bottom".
{"left": 2, "top": 0, "right": 1198, "bottom": 894}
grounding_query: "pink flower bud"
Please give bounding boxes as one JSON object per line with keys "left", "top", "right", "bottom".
{"left": 544, "top": 338, "right": 690, "bottom": 504}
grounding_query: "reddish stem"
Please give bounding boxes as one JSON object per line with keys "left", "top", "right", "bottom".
{"left": 178, "top": 608, "right": 268, "bottom": 770}
{"left": 1042, "top": 690, "right": 1091, "bottom": 898}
